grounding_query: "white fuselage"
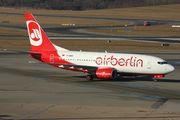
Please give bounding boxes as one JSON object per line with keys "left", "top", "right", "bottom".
{"left": 57, "top": 51, "right": 174, "bottom": 75}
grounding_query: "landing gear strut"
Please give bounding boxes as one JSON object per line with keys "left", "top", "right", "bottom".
{"left": 86, "top": 74, "right": 94, "bottom": 81}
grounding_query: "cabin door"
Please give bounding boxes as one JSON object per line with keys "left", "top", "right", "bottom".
{"left": 147, "top": 60, "right": 152, "bottom": 69}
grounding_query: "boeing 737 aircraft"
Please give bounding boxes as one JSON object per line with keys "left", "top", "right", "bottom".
{"left": 25, "top": 13, "right": 175, "bottom": 81}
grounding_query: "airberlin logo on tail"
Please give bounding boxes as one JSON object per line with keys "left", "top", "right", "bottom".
{"left": 31, "top": 29, "right": 40, "bottom": 40}
{"left": 27, "top": 20, "right": 42, "bottom": 46}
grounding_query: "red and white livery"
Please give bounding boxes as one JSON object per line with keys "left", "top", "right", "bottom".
{"left": 25, "top": 13, "right": 175, "bottom": 81}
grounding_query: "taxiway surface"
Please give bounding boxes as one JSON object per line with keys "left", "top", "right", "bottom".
{"left": 0, "top": 50, "right": 180, "bottom": 120}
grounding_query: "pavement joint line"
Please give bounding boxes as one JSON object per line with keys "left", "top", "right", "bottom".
{"left": 14, "top": 104, "right": 47, "bottom": 119}
{"left": 151, "top": 98, "right": 169, "bottom": 109}
{"left": 23, "top": 104, "right": 57, "bottom": 120}
{"left": 145, "top": 98, "right": 169, "bottom": 118}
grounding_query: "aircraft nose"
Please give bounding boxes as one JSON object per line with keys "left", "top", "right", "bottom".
{"left": 167, "top": 64, "right": 175, "bottom": 73}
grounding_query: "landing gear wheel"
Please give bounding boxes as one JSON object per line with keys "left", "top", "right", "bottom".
{"left": 153, "top": 78, "right": 157, "bottom": 82}
{"left": 86, "top": 75, "right": 94, "bottom": 81}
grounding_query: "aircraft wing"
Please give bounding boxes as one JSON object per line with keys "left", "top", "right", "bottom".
{"left": 58, "top": 64, "right": 98, "bottom": 72}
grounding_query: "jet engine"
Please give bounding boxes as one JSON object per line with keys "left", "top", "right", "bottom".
{"left": 95, "top": 68, "right": 117, "bottom": 79}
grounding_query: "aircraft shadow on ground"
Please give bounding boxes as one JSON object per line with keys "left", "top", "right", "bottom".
{"left": 0, "top": 115, "right": 12, "bottom": 119}
{"left": 73, "top": 76, "right": 180, "bottom": 83}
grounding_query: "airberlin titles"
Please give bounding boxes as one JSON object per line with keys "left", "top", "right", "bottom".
{"left": 95, "top": 55, "right": 143, "bottom": 67}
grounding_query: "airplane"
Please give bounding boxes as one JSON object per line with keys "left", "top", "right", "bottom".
{"left": 25, "top": 13, "right": 175, "bottom": 82}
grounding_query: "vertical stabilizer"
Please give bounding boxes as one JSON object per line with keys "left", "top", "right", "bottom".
{"left": 25, "top": 13, "right": 68, "bottom": 52}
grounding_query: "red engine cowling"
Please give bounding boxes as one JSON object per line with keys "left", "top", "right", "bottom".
{"left": 95, "top": 68, "right": 117, "bottom": 79}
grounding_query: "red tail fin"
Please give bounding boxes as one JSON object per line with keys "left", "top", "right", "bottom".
{"left": 25, "top": 13, "right": 56, "bottom": 52}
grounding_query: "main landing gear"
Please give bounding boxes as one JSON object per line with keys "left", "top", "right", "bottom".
{"left": 86, "top": 74, "right": 94, "bottom": 81}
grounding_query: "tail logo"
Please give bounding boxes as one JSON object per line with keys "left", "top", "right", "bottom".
{"left": 27, "top": 20, "right": 42, "bottom": 46}
{"left": 31, "top": 29, "right": 40, "bottom": 40}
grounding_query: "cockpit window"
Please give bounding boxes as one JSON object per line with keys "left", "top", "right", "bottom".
{"left": 158, "top": 61, "right": 168, "bottom": 65}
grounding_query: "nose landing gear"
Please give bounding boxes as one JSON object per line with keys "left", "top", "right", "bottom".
{"left": 153, "top": 74, "right": 164, "bottom": 82}
{"left": 153, "top": 78, "right": 157, "bottom": 82}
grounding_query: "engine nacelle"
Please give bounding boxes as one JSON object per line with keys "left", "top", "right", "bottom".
{"left": 95, "top": 68, "right": 117, "bottom": 79}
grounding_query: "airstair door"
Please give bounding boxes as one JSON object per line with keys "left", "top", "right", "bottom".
{"left": 50, "top": 54, "right": 54, "bottom": 63}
